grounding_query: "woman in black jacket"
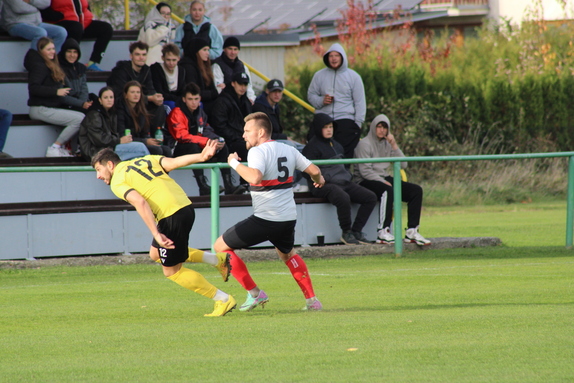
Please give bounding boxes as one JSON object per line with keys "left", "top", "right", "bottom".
{"left": 79, "top": 86, "right": 149, "bottom": 161}
{"left": 179, "top": 37, "right": 221, "bottom": 116}
{"left": 24, "top": 37, "right": 85, "bottom": 157}
{"left": 116, "top": 81, "right": 171, "bottom": 156}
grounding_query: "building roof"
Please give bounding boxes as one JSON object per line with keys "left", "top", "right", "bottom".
{"left": 206, "top": 0, "right": 489, "bottom": 38}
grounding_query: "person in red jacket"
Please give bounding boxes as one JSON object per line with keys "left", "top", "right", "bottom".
{"left": 167, "top": 82, "right": 244, "bottom": 195}
{"left": 41, "top": 0, "right": 113, "bottom": 71}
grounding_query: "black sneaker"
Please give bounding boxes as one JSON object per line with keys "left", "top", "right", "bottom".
{"left": 341, "top": 230, "right": 360, "bottom": 245}
{"left": 352, "top": 231, "right": 371, "bottom": 244}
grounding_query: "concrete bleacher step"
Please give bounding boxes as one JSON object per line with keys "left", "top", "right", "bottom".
{"left": 0, "top": 73, "right": 110, "bottom": 115}
{"left": 0, "top": 30, "right": 138, "bottom": 72}
{"left": 0, "top": 30, "right": 137, "bottom": 116}
{"left": 0, "top": 156, "right": 88, "bottom": 167}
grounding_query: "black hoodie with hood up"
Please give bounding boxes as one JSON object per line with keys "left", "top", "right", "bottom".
{"left": 302, "top": 113, "right": 352, "bottom": 187}
{"left": 58, "top": 38, "right": 90, "bottom": 110}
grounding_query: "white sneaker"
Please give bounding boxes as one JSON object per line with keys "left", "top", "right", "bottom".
{"left": 404, "top": 226, "right": 431, "bottom": 246}
{"left": 376, "top": 227, "right": 395, "bottom": 244}
{"left": 46, "top": 146, "right": 73, "bottom": 157}
{"left": 293, "top": 184, "right": 309, "bottom": 193}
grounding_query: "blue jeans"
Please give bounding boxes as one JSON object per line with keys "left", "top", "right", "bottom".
{"left": 115, "top": 142, "right": 150, "bottom": 161}
{"left": 0, "top": 109, "right": 12, "bottom": 152}
{"left": 8, "top": 23, "right": 67, "bottom": 51}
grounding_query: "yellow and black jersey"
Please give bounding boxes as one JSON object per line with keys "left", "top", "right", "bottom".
{"left": 111, "top": 155, "right": 191, "bottom": 221}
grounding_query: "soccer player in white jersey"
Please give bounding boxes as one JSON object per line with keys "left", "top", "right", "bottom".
{"left": 213, "top": 112, "right": 326, "bottom": 311}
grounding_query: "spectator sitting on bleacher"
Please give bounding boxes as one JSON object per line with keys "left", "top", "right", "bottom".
{"left": 175, "top": 0, "right": 223, "bottom": 61}
{"left": 58, "top": 38, "right": 92, "bottom": 114}
{"left": 0, "top": 109, "right": 14, "bottom": 159}
{"left": 107, "top": 41, "right": 166, "bottom": 133}
{"left": 138, "top": 2, "right": 177, "bottom": 66}
{"left": 179, "top": 37, "right": 220, "bottom": 116}
{"left": 210, "top": 72, "right": 252, "bottom": 190}
{"left": 79, "top": 86, "right": 149, "bottom": 162}
{"left": 116, "top": 80, "right": 171, "bottom": 157}
{"left": 1, "top": 0, "right": 67, "bottom": 52}
{"left": 354, "top": 114, "right": 431, "bottom": 246}
{"left": 167, "top": 82, "right": 243, "bottom": 195}
{"left": 24, "top": 37, "right": 85, "bottom": 157}
{"left": 210, "top": 72, "right": 251, "bottom": 164}
{"left": 150, "top": 43, "right": 186, "bottom": 112}
{"left": 252, "top": 79, "right": 304, "bottom": 149}
{"left": 212, "top": 36, "right": 255, "bottom": 103}
{"left": 40, "top": 0, "right": 113, "bottom": 71}
{"left": 302, "top": 113, "right": 377, "bottom": 245}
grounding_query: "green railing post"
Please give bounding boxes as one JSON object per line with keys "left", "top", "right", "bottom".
{"left": 393, "top": 161, "right": 403, "bottom": 257}
{"left": 566, "top": 156, "right": 574, "bottom": 249}
{"left": 210, "top": 167, "right": 221, "bottom": 252}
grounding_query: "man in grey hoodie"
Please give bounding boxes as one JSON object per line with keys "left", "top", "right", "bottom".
{"left": 307, "top": 43, "right": 366, "bottom": 159}
{"left": 354, "top": 114, "right": 431, "bottom": 246}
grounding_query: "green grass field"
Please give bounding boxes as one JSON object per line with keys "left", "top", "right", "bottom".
{"left": 1, "top": 246, "right": 573, "bottom": 382}
{"left": 421, "top": 201, "right": 567, "bottom": 247}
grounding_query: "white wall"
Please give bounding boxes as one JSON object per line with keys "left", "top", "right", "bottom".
{"left": 489, "top": 0, "right": 573, "bottom": 25}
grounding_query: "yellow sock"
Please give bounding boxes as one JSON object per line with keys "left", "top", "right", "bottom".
{"left": 154, "top": 249, "right": 207, "bottom": 264}
{"left": 187, "top": 248, "right": 205, "bottom": 263}
{"left": 167, "top": 267, "right": 217, "bottom": 298}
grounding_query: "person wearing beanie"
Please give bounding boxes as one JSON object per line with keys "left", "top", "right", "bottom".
{"left": 354, "top": 114, "right": 431, "bottom": 246}
{"left": 175, "top": 0, "right": 223, "bottom": 60}
{"left": 178, "top": 37, "right": 220, "bottom": 116}
{"left": 302, "top": 113, "right": 377, "bottom": 245}
{"left": 212, "top": 36, "right": 256, "bottom": 103}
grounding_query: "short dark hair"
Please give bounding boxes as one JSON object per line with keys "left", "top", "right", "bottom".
{"left": 91, "top": 148, "right": 121, "bottom": 168}
{"left": 98, "top": 86, "right": 114, "bottom": 98}
{"left": 156, "top": 2, "right": 171, "bottom": 11}
{"left": 244, "top": 112, "right": 272, "bottom": 136}
{"left": 183, "top": 82, "right": 201, "bottom": 97}
{"left": 129, "top": 41, "right": 149, "bottom": 54}
{"left": 161, "top": 43, "right": 180, "bottom": 57}
{"left": 376, "top": 121, "right": 389, "bottom": 129}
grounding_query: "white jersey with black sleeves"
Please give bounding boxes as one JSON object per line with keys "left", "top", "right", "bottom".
{"left": 247, "top": 140, "right": 312, "bottom": 222}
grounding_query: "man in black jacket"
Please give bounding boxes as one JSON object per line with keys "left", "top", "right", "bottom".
{"left": 150, "top": 43, "right": 186, "bottom": 111}
{"left": 302, "top": 113, "right": 377, "bottom": 245}
{"left": 212, "top": 36, "right": 255, "bottom": 103}
{"left": 252, "top": 79, "right": 287, "bottom": 140}
{"left": 107, "top": 41, "right": 166, "bottom": 130}
{"left": 210, "top": 71, "right": 252, "bottom": 162}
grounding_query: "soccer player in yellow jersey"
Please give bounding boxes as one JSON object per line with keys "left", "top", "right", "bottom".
{"left": 91, "top": 141, "right": 236, "bottom": 317}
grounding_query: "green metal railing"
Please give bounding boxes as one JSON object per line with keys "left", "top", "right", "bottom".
{"left": 2, "top": 151, "right": 574, "bottom": 255}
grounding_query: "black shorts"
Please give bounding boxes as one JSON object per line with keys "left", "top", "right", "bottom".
{"left": 222, "top": 215, "right": 296, "bottom": 254}
{"left": 152, "top": 205, "right": 195, "bottom": 267}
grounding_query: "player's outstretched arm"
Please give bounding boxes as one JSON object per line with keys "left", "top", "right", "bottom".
{"left": 304, "top": 164, "right": 325, "bottom": 188}
{"left": 161, "top": 140, "right": 218, "bottom": 173}
{"left": 228, "top": 152, "right": 263, "bottom": 184}
{"left": 125, "top": 190, "right": 175, "bottom": 249}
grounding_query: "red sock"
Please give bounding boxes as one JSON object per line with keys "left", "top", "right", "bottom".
{"left": 286, "top": 254, "right": 315, "bottom": 299}
{"left": 227, "top": 250, "right": 257, "bottom": 291}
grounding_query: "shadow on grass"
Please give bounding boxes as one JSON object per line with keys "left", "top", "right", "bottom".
{"left": 400, "top": 246, "right": 574, "bottom": 261}
{"left": 243, "top": 301, "right": 574, "bottom": 316}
